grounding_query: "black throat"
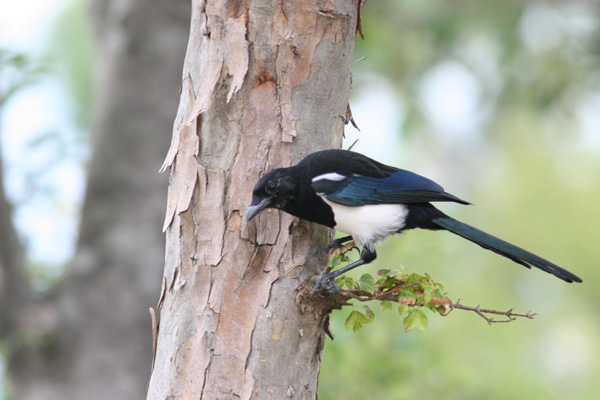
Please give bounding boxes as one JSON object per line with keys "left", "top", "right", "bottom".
{"left": 277, "top": 165, "right": 336, "bottom": 228}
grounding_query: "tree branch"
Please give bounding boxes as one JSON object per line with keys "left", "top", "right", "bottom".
{"left": 445, "top": 299, "right": 538, "bottom": 325}
{"left": 336, "top": 287, "right": 538, "bottom": 325}
{"left": 323, "top": 246, "right": 539, "bottom": 326}
{"left": 338, "top": 282, "right": 420, "bottom": 302}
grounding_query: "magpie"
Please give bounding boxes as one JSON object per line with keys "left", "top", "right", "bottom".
{"left": 247, "top": 149, "right": 582, "bottom": 293}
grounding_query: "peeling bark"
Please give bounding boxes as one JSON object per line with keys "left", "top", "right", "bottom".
{"left": 148, "top": 0, "right": 360, "bottom": 399}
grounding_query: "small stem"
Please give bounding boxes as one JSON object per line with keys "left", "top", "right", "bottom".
{"left": 450, "top": 299, "right": 538, "bottom": 325}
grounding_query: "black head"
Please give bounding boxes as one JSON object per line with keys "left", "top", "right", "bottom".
{"left": 247, "top": 167, "right": 298, "bottom": 221}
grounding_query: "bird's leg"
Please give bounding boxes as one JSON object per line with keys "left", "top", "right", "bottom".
{"left": 309, "top": 235, "right": 354, "bottom": 259}
{"left": 313, "top": 247, "right": 377, "bottom": 294}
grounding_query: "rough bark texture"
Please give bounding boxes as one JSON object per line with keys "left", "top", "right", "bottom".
{"left": 147, "top": 1, "right": 360, "bottom": 399}
{"left": 6, "top": 1, "right": 190, "bottom": 399}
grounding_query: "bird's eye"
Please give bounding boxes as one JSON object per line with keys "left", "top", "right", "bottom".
{"left": 265, "top": 180, "right": 278, "bottom": 195}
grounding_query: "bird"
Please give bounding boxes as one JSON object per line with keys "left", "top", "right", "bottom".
{"left": 246, "top": 149, "right": 582, "bottom": 293}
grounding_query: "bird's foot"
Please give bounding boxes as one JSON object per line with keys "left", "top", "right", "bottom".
{"left": 309, "top": 237, "right": 355, "bottom": 259}
{"left": 313, "top": 273, "right": 340, "bottom": 295}
{"left": 328, "top": 237, "right": 356, "bottom": 254}
{"left": 327, "top": 238, "right": 348, "bottom": 252}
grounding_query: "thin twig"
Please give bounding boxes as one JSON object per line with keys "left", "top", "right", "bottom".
{"left": 337, "top": 287, "right": 538, "bottom": 325}
{"left": 347, "top": 138, "right": 359, "bottom": 151}
{"left": 448, "top": 299, "right": 538, "bottom": 325}
{"left": 373, "top": 282, "right": 419, "bottom": 300}
{"left": 351, "top": 56, "right": 367, "bottom": 67}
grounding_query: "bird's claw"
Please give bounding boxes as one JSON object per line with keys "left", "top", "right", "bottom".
{"left": 327, "top": 238, "right": 346, "bottom": 252}
{"left": 309, "top": 238, "right": 355, "bottom": 260}
{"left": 313, "top": 274, "right": 339, "bottom": 295}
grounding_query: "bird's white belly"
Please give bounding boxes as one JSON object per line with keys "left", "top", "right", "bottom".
{"left": 321, "top": 199, "right": 408, "bottom": 250}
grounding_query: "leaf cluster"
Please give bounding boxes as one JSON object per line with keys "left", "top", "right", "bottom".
{"left": 327, "top": 243, "right": 536, "bottom": 334}
{"left": 335, "top": 265, "right": 451, "bottom": 333}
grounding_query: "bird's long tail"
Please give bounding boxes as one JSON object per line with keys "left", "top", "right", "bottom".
{"left": 432, "top": 216, "right": 582, "bottom": 283}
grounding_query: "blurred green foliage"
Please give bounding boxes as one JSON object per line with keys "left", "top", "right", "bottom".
{"left": 47, "top": 0, "right": 95, "bottom": 130}
{"left": 319, "top": 1, "right": 600, "bottom": 399}
{"left": 354, "top": 0, "right": 599, "bottom": 137}
{"left": 0, "top": 52, "right": 46, "bottom": 106}
{"left": 0, "top": 0, "right": 93, "bottom": 277}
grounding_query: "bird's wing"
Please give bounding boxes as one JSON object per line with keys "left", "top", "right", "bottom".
{"left": 311, "top": 170, "right": 469, "bottom": 206}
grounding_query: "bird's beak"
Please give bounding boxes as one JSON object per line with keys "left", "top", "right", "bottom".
{"left": 246, "top": 197, "right": 272, "bottom": 221}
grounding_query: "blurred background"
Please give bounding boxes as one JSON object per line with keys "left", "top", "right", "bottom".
{"left": 1, "top": 0, "right": 599, "bottom": 399}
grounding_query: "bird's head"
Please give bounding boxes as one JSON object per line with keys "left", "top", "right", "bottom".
{"left": 247, "top": 168, "right": 298, "bottom": 222}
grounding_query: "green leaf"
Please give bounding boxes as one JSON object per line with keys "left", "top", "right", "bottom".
{"left": 406, "top": 273, "right": 427, "bottom": 285}
{"left": 363, "top": 305, "right": 375, "bottom": 323}
{"left": 402, "top": 288, "right": 419, "bottom": 300}
{"left": 329, "top": 254, "right": 342, "bottom": 268}
{"left": 381, "top": 301, "right": 393, "bottom": 313}
{"left": 344, "top": 276, "right": 356, "bottom": 289}
{"left": 345, "top": 310, "right": 372, "bottom": 332}
{"left": 423, "top": 287, "right": 433, "bottom": 305}
{"left": 339, "top": 252, "right": 350, "bottom": 263}
{"left": 357, "top": 274, "right": 375, "bottom": 293}
{"left": 382, "top": 277, "right": 397, "bottom": 290}
{"left": 377, "top": 268, "right": 392, "bottom": 277}
{"left": 398, "top": 303, "right": 409, "bottom": 316}
{"left": 403, "top": 309, "right": 428, "bottom": 332}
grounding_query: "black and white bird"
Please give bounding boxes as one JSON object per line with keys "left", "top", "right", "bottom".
{"left": 247, "top": 149, "right": 582, "bottom": 293}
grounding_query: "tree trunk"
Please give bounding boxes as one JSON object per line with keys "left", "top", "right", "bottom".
{"left": 0, "top": 140, "right": 28, "bottom": 339}
{"left": 6, "top": 1, "right": 190, "bottom": 399}
{"left": 147, "top": 1, "right": 361, "bottom": 398}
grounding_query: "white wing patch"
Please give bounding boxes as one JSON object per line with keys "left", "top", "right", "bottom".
{"left": 311, "top": 172, "right": 347, "bottom": 183}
